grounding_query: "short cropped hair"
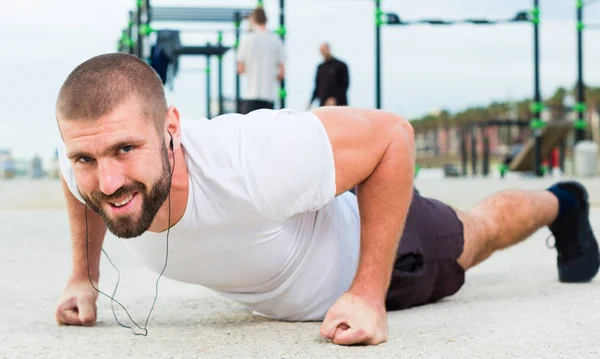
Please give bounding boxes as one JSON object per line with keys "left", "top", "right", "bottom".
{"left": 250, "top": 7, "right": 267, "bottom": 25}
{"left": 56, "top": 53, "right": 167, "bottom": 135}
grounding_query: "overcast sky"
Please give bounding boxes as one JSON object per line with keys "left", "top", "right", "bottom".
{"left": 2, "top": 0, "right": 600, "bottom": 163}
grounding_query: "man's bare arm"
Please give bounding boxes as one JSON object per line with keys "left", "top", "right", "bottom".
{"left": 311, "top": 106, "right": 415, "bottom": 303}
{"left": 61, "top": 175, "right": 107, "bottom": 282}
{"left": 237, "top": 61, "right": 245, "bottom": 75}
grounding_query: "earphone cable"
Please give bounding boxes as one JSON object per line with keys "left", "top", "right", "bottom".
{"left": 85, "top": 142, "right": 174, "bottom": 336}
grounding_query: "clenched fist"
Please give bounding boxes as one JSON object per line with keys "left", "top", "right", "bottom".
{"left": 320, "top": 292, "right": 388, "bottom": 346}
{"left": 55, "top": 278, "right": 99, "bottom": 326}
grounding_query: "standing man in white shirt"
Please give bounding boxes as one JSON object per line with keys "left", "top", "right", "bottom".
{"left": 237, "top": 7, "right": 285, "bottom": 114}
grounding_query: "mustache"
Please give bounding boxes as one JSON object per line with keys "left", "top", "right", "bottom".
{"left": 92, "top": 182, "right": 146, "bottom": 202}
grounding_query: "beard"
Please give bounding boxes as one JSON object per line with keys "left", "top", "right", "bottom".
{"left": 81, "top": 144, "right": 172, "bottom": 239}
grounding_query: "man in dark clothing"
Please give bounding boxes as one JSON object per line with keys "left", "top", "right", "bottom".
{"left": 309, "top": 43, "right": 349, "bottom": 108}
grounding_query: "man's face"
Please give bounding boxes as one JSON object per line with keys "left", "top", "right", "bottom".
{"left": 320, "top": 44, "right": 330, "bottom": 59}
{"left": 59, "top": 98, "right": 171, "bottom": 239}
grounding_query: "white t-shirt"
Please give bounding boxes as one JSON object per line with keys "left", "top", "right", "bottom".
{"left": 237, "top": 31, "right": 285, "bottom": 102}
{"left": 59, "top": 109, "right": 361, "bottom": 322}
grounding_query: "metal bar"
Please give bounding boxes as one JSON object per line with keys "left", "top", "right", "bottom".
{"left": 390, "top": 17, "right": 526, "bottom": 26}
{"left": 206, "top": 52, "right": 211, "bottom": 119}
{"left": 150, "top": 7, "right": 253, "bottom": 23}
{"left": 576, "top": 0, "right": 586, "bottom": 142}
{"left": 142, "top": 0, "right": 150, "bottom": 61}
{"left": 128, "top": 11, "right": 134, "bottom": 55}
{"left": 177, "top": 46, "right": 230, "bottom": 56}
{"left": 559, "top": 139, "right": 566, "bottom": 173}
{"left": 482, "top": 127, "right": 490, "bottom": 177}
{"left": 153, "top": 28, "right": 238, "bottom": 34}
{"left": 147, "top": 0, "right": 152, "bottom": 23}
{"left": 461, "top": 129, "right": 468, "bottom": 176}
{"left": 136, "top": 4, "right": 142, "bottom": 58}
{"left": 533, "top": 0, "right": 543, "bottom": 177}
{"left": 279, "top": 0, "right": 286, "bottom": 108}
{"left": 235, "top": 11, "right": 241, "bottom": 113}
{"left": 471, "top": 125, "right": 477, "bottom": 176}
{"left": 218, "top": 31, "right": 224, "bottom": 116}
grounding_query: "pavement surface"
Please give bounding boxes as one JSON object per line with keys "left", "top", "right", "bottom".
{"left": 1, "top": 176, "right": 600, "bottom": 358}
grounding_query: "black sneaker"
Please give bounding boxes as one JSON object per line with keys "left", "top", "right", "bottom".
{"left": 548, "top": 181, "right": 600, "bottom": 283}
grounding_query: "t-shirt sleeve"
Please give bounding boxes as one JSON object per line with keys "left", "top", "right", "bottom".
{"left": 236, "top": 109, "right": 336, "bottom": 219}
{"left": 57, "top": 142, "right": 86, "bottom": 204}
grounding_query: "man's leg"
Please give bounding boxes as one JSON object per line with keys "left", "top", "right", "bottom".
{"left": 455, "top": 189, "right": 558, "bottom": 269}
{"left": 455, "top": 181, "right": 600, "bottom": 283}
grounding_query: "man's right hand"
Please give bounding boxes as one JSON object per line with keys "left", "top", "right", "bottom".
{"left": 55, "top": 278, "right": 99, "bottom": 326}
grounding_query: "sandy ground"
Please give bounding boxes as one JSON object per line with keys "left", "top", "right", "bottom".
{"left": 1, "top": 176, "right": 600, "bottom": 358}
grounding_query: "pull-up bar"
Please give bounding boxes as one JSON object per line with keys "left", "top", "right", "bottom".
{"left": 150, "top": 7, "right": 254, "bottom": 23}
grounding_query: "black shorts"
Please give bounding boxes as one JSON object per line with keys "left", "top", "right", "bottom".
{"left": 385, "top": 189, "right": 465, "bottom": 311}
{"left": 240, "top": 99, "right": 274, "bottom": 114}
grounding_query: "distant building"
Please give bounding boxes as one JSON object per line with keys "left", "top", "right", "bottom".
{"left": 0, "top": 149, "right": 16, "bottom": 179}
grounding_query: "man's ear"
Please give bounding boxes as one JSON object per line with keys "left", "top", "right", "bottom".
{"left": 165, "top": 106, "right": 181, "bottom": 149}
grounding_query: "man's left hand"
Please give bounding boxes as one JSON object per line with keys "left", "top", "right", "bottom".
{"left": 320, "top": 292, "right": 388, "bottom": 346}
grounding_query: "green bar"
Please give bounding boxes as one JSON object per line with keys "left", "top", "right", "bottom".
{"left": 375, "top": 8, "right": 384, "bottom": 26}
{"left": 574, "top": 120, "right": 587, "bottom": 129}
{"left": 530, "top": 119, "right": 546, "bottom": 130}
{"left": 498, "top": 163, "right": 509, "bottom": 177}
{"left": 274, "top": 26, "right": 286, "bottom": 36}
{"left": 217, "top": 32, "right": 223, "bottom": 43}
{"left": 205, "top": 67, "right": 211, "bottom": 74}
{"left": 139, "top": 24, "right": 154, "bottom": 36}
{"left": 574, "top": 102, "right": 588, "bottom": 112}
{"left": 279, "top": 88, "right": 287, "bottom": 99}
{"left": 529, "top": 102, "right": 545, "bottom": 113}
{"left": 577, "top": 0, "right": 584, "bottom": 9}
{"left": 531, "top": 7, "right": 540, "bottom": 25}
{"left": 121, "top": 34, "right": 133, "bottom": 47}
{"left": 578, "top": 22, "right": 585, "bottom": 30}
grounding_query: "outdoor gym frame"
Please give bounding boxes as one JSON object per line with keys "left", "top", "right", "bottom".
{"left": 118, "top": 0, "right": 288, "bottom": 116}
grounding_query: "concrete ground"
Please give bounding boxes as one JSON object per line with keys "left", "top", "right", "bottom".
{"left": 1, "top": 176, "right": 600, "bottom": 358}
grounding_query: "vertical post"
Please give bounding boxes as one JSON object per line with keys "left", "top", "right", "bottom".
{"left": 136, "top": 0, "right": 143, "bottom": 58}
{"left": 234, "top": 11, "right": 242, "bottom": 113}
{"left": 146, "top": 0, "right": 152, "bottom": 24}
{"left": 206, "top": 48, "right": 212, "bottom": 119}
{"left": 375, "top": 0, "right": 382, "bottom": 109}
{"left": 531, "top": 0, "right": 543, "bottom": 177}
{"left": 433, "top": 128, "right": 439, "bottom": 156}
{"left": 471, "top": 125, "right": 478, "bottom": 176}
{"left": 575, "top": 0, "right": 587, "bottom": 141}
{"left": 142, "top": 0, "right": 151, "bottom": 61}
{"left": 278, "top": 0, "right": 287, "bottom": 108}
{"left": 217, "top": 31, "right": 224, "bottom": 116}
{"left": 128, "top": 11, "right": 135, "bottom": 55}
{"left": 559, "top": 139, "right": 566, "bottom": 172}
{"left": 461, "top": 127, "right": 468, "bottom": 176}
{"left": 482, "top": 126, "right": 490, "bottom": 177}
